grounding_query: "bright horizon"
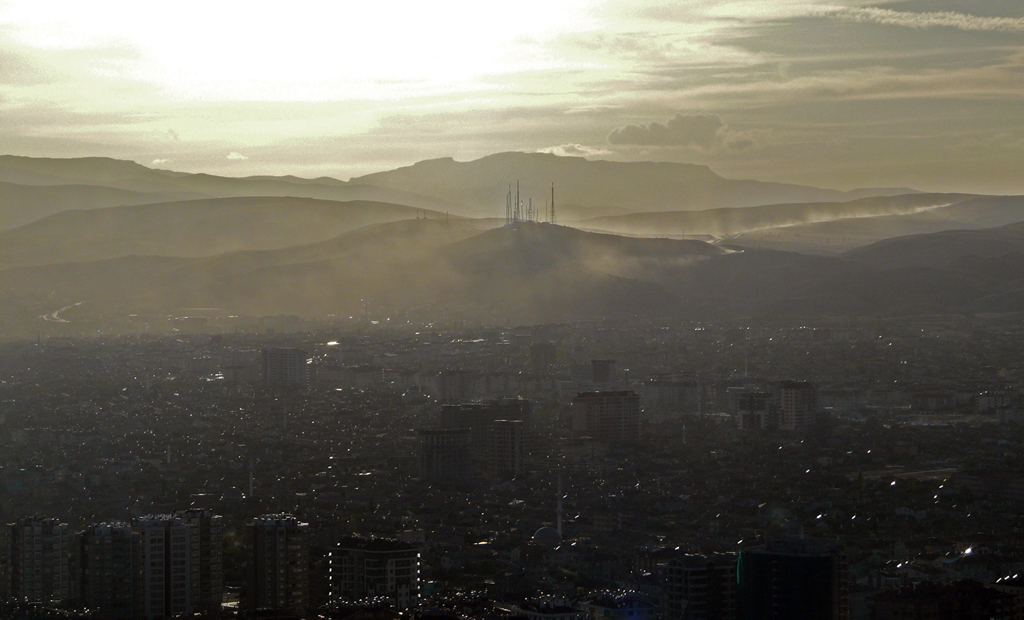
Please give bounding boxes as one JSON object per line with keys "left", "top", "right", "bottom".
{"left": 2, "top": 0, "right": 1023, "bottom": 193}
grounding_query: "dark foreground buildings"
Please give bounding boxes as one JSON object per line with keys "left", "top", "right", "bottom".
{"left": 736, "top": 538, "right": 849, "bottom": 620}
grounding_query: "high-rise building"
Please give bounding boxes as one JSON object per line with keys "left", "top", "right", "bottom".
{"left": 328, "top": 537, "right": 420, "bottom": 609}
{"left": 438, "top": 398, "right": 531, "bottom": 430}
{"left": 180, "top": 509, "right": 224, "bottom": 614}
{"left": 418, "top": 429, "right": 470, "bottom": 483}
{"left": 439, "top": 398, "right": 530, "bottom": 461}
{"left": 590, "top": 359, "right": 617, "bottom": 384}
{"left": 221, "top": 348, "right": 261, "bottom": 384}
{"left": 262, "top": 347, "right": 309, "bottom": 388}
{"left": 246, "top": 514, "right": 309, "bottom": 616}
{"left": 735, "top": 392, "right": 773, "bottom": 431}
{"left": 9, "top": 517, "right": 72, "bottom": 604}
{"left": 559, "top": 359, "right": 627, "bottom": 401}
{"left": 639, "top": 377, "right": 700, "bottom": 418}
{"left": 136, "top": 515, "right": 190, "bottom": 620}
{"left": 134, "top": 511, "right": 223, "bottom": 619}
{"left": 662, "top": 553, "right": 737, "bottom": 620}
{"left": 487, "top": 419, "right": 524, "bottom": 478}
{"left": 736, "top": 538, "right": 849, "bottom": 620}
{"left": 571, "top": 391, "right": 641, "bottom": 444}
{"left": 80, "top": 522, "right": 139, "bottom": 620}
{"left": 778, "top": 381, "right": 817, "bottom": 431}
{"left": 529, "top": 342, "right": 558, "bottom": 374}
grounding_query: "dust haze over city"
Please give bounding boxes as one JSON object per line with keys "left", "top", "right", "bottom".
{"left": 4, "top": 1, "right": 1024, "bottom": 619}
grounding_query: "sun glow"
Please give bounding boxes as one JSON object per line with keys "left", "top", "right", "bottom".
{"left": 2, "top": 0, "right": 600, "bottom": 101}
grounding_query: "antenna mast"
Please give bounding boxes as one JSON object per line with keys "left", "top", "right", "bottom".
{"left": 516, "top": 181, "right": 521, "bottom": 223}
{"left": 551, "top": 183, "right": 556, "bottom": 225}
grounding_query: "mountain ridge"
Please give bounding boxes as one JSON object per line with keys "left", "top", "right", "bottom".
{"left": 349, "top": 151, "right": 919, "bottom": 217}
{"left": 0, "top": 196, "right": 450, "bottom": 268}
{"left": 2, "top": 153, "right": 920, "bottom": 226}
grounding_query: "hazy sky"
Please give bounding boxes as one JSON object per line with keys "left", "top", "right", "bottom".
{"left": 2, "top": 0, "right": 1023, "bottom": 192}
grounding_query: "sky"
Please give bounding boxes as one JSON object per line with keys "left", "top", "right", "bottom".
{"left": 1, "top": 0, "right": 1023, "bottom": 193}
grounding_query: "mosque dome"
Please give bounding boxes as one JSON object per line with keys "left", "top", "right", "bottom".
{"left": 220, "top": 487, "right": 246, "bottom": 503}
{"left": 533, "top": 526, "right": 561, "bottom": 548}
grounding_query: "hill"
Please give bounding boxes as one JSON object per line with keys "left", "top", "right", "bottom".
{"left": 0, "top": 181, "right": 202, "bottom": 231}
{"left": 0, "top": 155, "right": 458, "bottom": 223}
{"left": 845, "top": 219, "right": 1024, "bottom": 270}
{"left": 0, "top": 197, "right": 449, "bottom": 268}
{"left": 351, "top": 152, "right": 917, "bottom": 217}
{"left": 1, "top": 153, "right": 918, "bottom": 226}
{"left": 731, "top": 195, "right": 1024, "bottom": 254}
{"left": 0, "top": 221, "right": 721, "bottom": 326}
{"left": 6, "top": 217, "right": 1024, "bottom": 333}
{"left": 578, "top": 193, "right": 971, "bottom": 241}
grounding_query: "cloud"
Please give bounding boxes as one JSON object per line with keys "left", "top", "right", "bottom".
{"left": 824, "top": 7, "right": 1024, "bottom": 33}
{"left": 609, "top": 113, "right": 723, "bottom": 147}
{"left": 607, "top": 113, "right": 755, "bottom": 151}
{"left": 0, "top": 49, "right": 50, "bottom": 85}
{"left": 226, "top": 151, "right": 248, "bottom": 160}
{"left": 537, "top": 143, "right": 612, "bottom": 157}
{"left": 152, "top": 158, "right": 170, "bottom": 165}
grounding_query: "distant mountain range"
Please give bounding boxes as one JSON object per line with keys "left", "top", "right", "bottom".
{"left": 349, "top": 151, "right": 918, "bottom": 218}
{"left": 2, "top": 152, "right": 1024, "bottom": 334}
{"left": 0, "top": 152, "right": 914, "bottom": 227}
{"left": 0, "top": 155, "right": 457, "bottom": 229}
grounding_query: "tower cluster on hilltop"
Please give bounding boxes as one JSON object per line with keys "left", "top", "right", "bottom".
{"left": 505, "top": 181, "right": 557, "bottom": 225}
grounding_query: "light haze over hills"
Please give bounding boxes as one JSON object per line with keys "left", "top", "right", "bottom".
{"left": 0, "top": 152, "right": 917, "bottom": 225}
{"left": 1, "top": 153, "right": 1024, "bottom": 337}
{"left": 349, "top": 152, "right": 918, "bottom": 219}
{"left": 0, "top": 197, "right": 448, "bottom": 268}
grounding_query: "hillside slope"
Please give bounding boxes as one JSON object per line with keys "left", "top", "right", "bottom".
{"left": 0, "top": 197, "right": 449, "bottom": 267}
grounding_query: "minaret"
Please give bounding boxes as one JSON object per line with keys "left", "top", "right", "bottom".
{"left": 557, "top": 472, "right": 564, "bottom": 537}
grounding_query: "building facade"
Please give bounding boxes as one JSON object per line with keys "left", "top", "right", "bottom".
{"left": 134, "top": 510, "right": 223, "bottom": 619}
{"left": 9, "top": 517, "right": 72, "bottom": 604}
{"left": 419, "top": 429, "right": 470, "bottom": 483}
{"left": 328, "top": 537, "right": 420, "bottom": 609}
{"left": 571, "top": 391, "right": 641, "bottom": 444}
{"left": 735, "top": 392, "right": 773, "bottom": 431}
{"left": 486, "top": 419, "right": 525, "bottom": 478}
{"left": 662, "top": 553, "right": 737, "bottom": 620}
{"left": 80, "top": 522, "right": 139, "bottom": 620}
{"left": 736, "top": 538, "right": 849, "bottom": 620}
{"left": 246, "top": 514, "right": 310, "bottom": 616}
{"left": 778, "top": 381, "right": 817, "bottom": 431}
{"left": 262, "top": 347, "right": 309, "bottom": 388}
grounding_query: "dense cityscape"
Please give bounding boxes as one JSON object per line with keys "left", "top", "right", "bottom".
{"left": 5, "top": 314, "right": 1024, "bottom": 619}
{"left": 5, "top": 0, "right": 1024, "bottom": 617}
